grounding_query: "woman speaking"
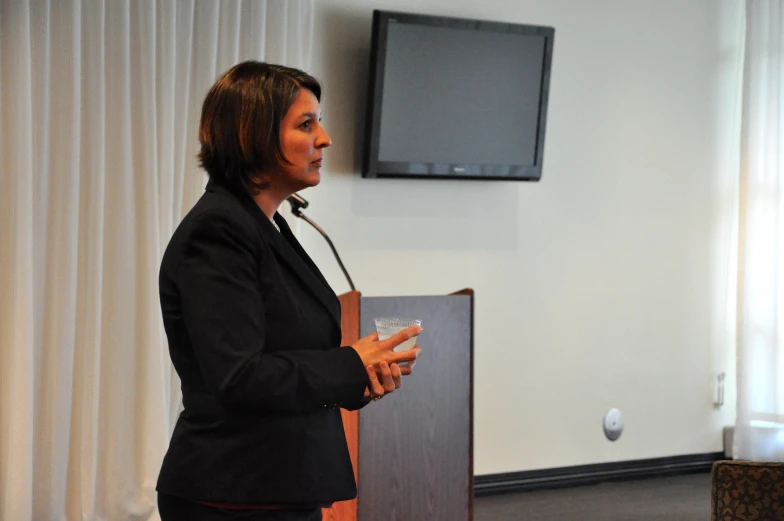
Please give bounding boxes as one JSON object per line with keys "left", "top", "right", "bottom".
{"left": 155, "top": 61, "right": 422, "bottom": 521}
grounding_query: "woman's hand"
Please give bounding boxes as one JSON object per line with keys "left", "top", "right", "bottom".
{"left": 351, "top": 325, "right": 422, "bottom": 369}
{"left": 364, "top": 361, "right": 403, "bottom": 401}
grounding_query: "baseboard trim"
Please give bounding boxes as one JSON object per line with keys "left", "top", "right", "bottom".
{"left": 474, "top": 452, "right": 724, "bottom": 496}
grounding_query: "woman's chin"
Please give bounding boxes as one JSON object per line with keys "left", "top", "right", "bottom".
{"left": 283, "top": 169, "right": 321, "bottom": 192}
{"left": 303, "top": 171, "right": 321, "bottom": 187}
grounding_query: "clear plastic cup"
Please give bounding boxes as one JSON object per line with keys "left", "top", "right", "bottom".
{"left": 374, "top": 317, "right": 422, "bottom": 352}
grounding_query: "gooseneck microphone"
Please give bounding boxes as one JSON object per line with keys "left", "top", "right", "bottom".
{"left": 286, "top": 193, "right": 356, "bottom": 291}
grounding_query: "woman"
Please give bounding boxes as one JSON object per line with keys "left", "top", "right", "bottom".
{"left": 156, "top": 61, "right": 422, "bottom": 521}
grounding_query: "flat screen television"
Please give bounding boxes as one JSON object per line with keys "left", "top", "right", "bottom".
{"left": 362, "top": 10, "right": 555, "bottom": 181}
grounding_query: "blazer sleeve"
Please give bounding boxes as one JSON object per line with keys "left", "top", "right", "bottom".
{"left": 176, "top": 209, "right": 369, "bottom": 413}
{"left": 341, "top": 392, "right": 372, "bottom": 412}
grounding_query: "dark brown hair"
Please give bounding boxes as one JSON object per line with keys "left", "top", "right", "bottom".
{"left": 197, "top": 60, "right": 322, "bottom": 194}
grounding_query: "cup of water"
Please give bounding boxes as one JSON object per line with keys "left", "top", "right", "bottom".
{"left": 374, "top": 318, "right": 422, "bottom": 353}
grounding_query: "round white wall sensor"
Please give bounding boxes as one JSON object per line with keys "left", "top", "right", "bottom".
{"left": 603, "top": 408, "right": 624, "bottom": 441}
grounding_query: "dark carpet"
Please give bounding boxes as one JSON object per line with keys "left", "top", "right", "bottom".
{"left": 473, "top": 472, "right": 710, "bottom": 521}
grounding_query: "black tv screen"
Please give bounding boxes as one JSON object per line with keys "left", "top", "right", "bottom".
{"left": 362, "top": 10, "right": 555, "bottom": 181}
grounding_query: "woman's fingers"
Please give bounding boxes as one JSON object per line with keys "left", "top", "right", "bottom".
{"left": 379, "top": 325, "right": 422, "bottom": 350}
{"left": 351, "top": 327, "right": 422, "bottom": 369}
{"left": 390, "top": 363, "right": 402, "bottom": 389}
{"left": 391, "top": 345, "right": 421, "bottom": 365}
{"left": 379, "top": 362, "right": 395, "bottom": 393}
{"left": 365, "top": 365, "right": 384, "bottom": 398}
{"left": 366, "top": 362, "right": 401, "bottom": 401}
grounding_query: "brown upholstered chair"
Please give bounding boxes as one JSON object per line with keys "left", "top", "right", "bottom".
{"left": 711, "top": 460, "right": 784, "bottom": 520}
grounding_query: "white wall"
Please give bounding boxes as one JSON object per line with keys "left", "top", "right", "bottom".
{"left": 299, "top": 0, "right": 744, "bottom": 475}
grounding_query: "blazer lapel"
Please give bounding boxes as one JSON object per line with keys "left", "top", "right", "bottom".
{"left": 267, "top": 213, "right": 341, "bottom": 328}
{"left": 205, "top": 179, "right": 341, "bottom": 330}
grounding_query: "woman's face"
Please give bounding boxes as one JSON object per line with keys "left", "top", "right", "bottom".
{"left": 272, "top": 88, "right": 331, "bottom": 193}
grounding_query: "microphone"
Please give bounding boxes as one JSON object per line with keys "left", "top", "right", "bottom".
{"left": 286, "top": 194, "right": 356, "bottom": 291}
{"left": 287, "top": 192, "right": 309, "bottom": 215}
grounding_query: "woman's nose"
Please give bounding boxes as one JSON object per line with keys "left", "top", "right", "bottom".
{"left": 317, "top": 127, "right": 332, "bottom": 148}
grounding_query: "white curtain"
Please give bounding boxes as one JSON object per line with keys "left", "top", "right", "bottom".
{"left": 0, "top": 1, "right": 314, "bottom": 520}
{"left": 734, "top": 0, "right": 784, "bottom": 462}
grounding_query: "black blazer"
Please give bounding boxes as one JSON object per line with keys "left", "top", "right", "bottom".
{"left": 156, "top": 178, "right": 369, "bottom": 504}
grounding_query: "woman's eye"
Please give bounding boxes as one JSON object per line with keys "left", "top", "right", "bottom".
{"left": 301, "top": 120, "right": 311, "bottom": 130}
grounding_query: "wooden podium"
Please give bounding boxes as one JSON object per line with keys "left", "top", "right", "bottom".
{"left": 323, "top": 289, "right": 474, "bottom": 521}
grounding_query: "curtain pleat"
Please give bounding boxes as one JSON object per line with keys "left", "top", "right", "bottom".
{"left": 735, "top": 0, "right": 784, "bottom": 462}
{"left": 0, "top": 1, "right": 37, "bottom": 520}
{"left": 0, "top": 1, "right": 315, "bottom": 519}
